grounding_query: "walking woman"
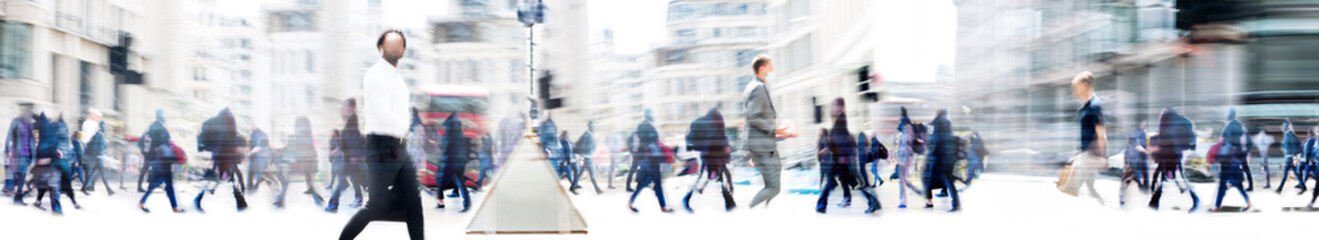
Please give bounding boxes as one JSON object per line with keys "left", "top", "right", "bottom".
{"left": 1211, "top": 109, "right": 1251, "bottom": 212}
{"left": 139, "top": 109, "right": 183, "bottom": 213}
{"left": 1148, "top": 107, "right": 1200, "bottom": 212}
{"left": 628, "top": 117, "right": 672, "bottom": 213}
{"left": 275, "top": 116, "right": 325, "bottom": 208}
{"left": 818, "top": 98, "right": 881, "bottom": 213}
{"left": 892, "top": 107, "right": 924, "bottom": 208}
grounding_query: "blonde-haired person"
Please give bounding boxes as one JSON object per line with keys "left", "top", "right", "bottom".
{"left": 1058, "top": 71, "right": 1107, "bottom": 205}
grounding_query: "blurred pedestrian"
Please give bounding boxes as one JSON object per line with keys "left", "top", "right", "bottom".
{"left": 247, "top": 127, "right": 276, "bottom": 192}
{"left": 138, "top": 109, "right": 183, "bottom": 213}
{"left": 1147, "top": 107, "right": 1200, "bottom": 212}
{"left": 1057, "top": 71, "right": 1107, "bottom": 206}
{"left": 1210, "top": 109, "right": 1251, "bottom": 212}
{"left": 275, "top": 116, "right": 325, "bottom": 208}
{"left": 1304, "top": 127, "right": 1319, "bottom": 208}
{"left": 682, "top": 108, "right": 736, "bottom": 212}
{"left": 819, "top": 98, "right": 881, "bottom": 214}
{"left": 26, "top": 113, "right": 68, "bottom": 213}
{"left": 962, "top": 131, "right": 988, "bottom": 188}
{"left": 193, "top": 108, "right": 250, "bottom": 213}
{"left": 539, "top": 115, "right": 563, "bottom": 178}
{"left": 474, "top": 133, "right": 495, "bottom": 191}
{"left": 892, "top": 107, "right": 924, "bottom": 208}
{"left": 1277, "top": 119, "right": 1304, "bottom": 193}
{"left": 328, "top": 98, "right": 368, "bottom": 212}
{"left": 3, "top": 102, "right": 36, "bottom": 198}
{"left": 924, "top": 109, "right": 959, "bottom": 212}
{"left": 744, "top": 55, "right": 785, "bottom": 208}
{"left": 1254, "top": 128, "right": 1275, "bottom": 189}
{"left": 628, "top": 116, "right": 672, "bottom": 213}
{"left": 570, "top": 121, "right": 602, "bottom": 195}
{"left": 340, "top": 30, "right": 425, "bottom": 240}
{"left": 434, "top": 113, "right": 470, "bottom": 212}
{"left": 1119, "top": 123, "right": 1149, "bottom": 207}
{"left": 559, "top": 131, "right": 577, "bottom": 182}
{"left": 79, "top": 111, "right": 113, "bottom": 196}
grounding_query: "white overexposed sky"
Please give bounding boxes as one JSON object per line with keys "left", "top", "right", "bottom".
{"left": 586, "top": 0, "right": 956, "bottom": 68}
{"left": 587, "top": 0, "right": 669, "bottom": 54}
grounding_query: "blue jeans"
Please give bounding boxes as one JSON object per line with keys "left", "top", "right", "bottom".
{"left": 4, "top": 156, "right": 31, "bottom": 192}
{"left": 139, "top": 162, "right": 178, "bottom": 208}
{"left": 629, "top": 169, "right": 666, "bottom": 208}
{"left": 1278, "top": 155, "right": 1305, "bottom": 191}
{"left": 1215, "top": 172, "right": 1249, "bottom": 208}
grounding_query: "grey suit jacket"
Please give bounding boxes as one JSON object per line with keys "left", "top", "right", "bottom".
{"left": 742, "top": 80, "right": 777, "bottom": 152}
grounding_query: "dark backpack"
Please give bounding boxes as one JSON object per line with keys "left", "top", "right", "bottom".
{"left": 871, "top": 138, "right": 889, "bottom": 160}
{"left": 910, "top": 123, "right": 929, "bottom": 155}
{"left": 198, "top": 116, "right": 225, "bottom": 153}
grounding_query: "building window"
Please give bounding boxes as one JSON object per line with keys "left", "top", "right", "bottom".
{"left": 664, "top": 49, "right": 688, "bottom": 65}
{"left": 782, "top": 34, "right": 813, "bottom": 72}
{"left": 676, "top": 29, "right": 696, "bottom": 44}
{"left": 510, "top": 60, "right": 522, "bottom": 83}
{"left": 736, "top": 50, "right": 758, "bottom": 67}
{"left": 669, "top": 4, "right": 696, "bottom": 20}
{"left": 79, "top": 61, "right": 94, "bottom": 112}
{"left": 439, "top": 23, "right": 476, "bottom": 43}
{"left": 305, "top": 50, "right": 316, "bottom": 73}
{"left": 0, "top": 23, "right": 33, "bottom": 80}
{"left": 735, "top": 26, "right": 756, "bottom": 38}
{"left": 710, "top": 3, "right": 728, "bottom": 16}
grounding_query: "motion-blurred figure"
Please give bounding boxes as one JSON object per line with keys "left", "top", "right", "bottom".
{"left": 559, "top": 131, "right": 577, "bottom": 182}
{"left": 1277, "top": 120, "right": 1304, "bottom": 194}
{"left": 1148, "top": 107, "right": 1199, "bottom": 212}
{"left": 274, "top": 116, "right": 325, "bottom": 208}
{"left": 744, "top": 55, "right": 783, "bottom": 208}
{"left": 1057, "top": 72, "right": 1107, "bottom": 206}
{"left": 138, "top": 109, "right": 183, "bottom": 213}
{"left": 962, "top": 131, "right": 988, "bottom": 188}
{"left": 1254, "top": 128, "right": 1275, "bottom": 189}
{"left": 819, "top": 98, "right": 881, "bottom": 214}
{"left": 25, "top": 113, "right": 68, "bottom": 213}
{"left": 1210, "top": 109, "right": 1251, "bottom": 212}
{"left": 2, "top": 102, "right": 36, "bottom": 197}
{"left": 924, "top": 109, "right": 959, "bottom": 212}
{"left": 340, "top": 30, "right": 424, "bottom": 240}
{"left": 1304, "top": 127, "right": 1319, "bottom": 207}
{"left": 247, "top": 127, "right": 276, "bottom": 192}
{"left": 538, "top": 115, "right": 563, "bottom": 178}
{"left": 193, "top": 108, "right": 249, "bottom": 213}
{"left": 1119, "top": 123, "right": 1149, "bottom": 207}
{"left": 474, "top": 133, "right": 496, "bottom": 191}
{"left": 892, "top": 107, "right": 924, "bottom": 208}
{"left": 78, "top": 110, "right": 113, "bottom": 196}
{"left": 327, "top": 98, "right": 368, "bottom": 212}
{"left": 1299, "top": 128, "right": 1318, "bottom": 195}
{"left": 434, "top": 113, "right": 470, "bottom": 212}
{"left": 682, "top": 108, "right": 736, "bottom": 212}
{"left": 628, "top": 115, "right": 671, "bottom": 213}
{"left": 570, "top": 121, "right": 602, "bottom": 195}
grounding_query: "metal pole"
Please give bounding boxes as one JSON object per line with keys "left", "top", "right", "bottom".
{"left": 529, "top": 27, "right": 535, "bottom": 103}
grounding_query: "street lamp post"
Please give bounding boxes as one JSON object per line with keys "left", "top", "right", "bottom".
{"left": 519, "top": 0, "right": 545, "bottom": 120}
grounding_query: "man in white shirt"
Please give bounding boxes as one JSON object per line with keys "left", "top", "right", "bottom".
{"left": 340, "top": 30, "right": 424, "bottom": 240}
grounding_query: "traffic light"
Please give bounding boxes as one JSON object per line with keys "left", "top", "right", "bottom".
{"left": 517, "top": 0, "right": 546, "bottom": 27}
{"left": 537, "top": 70, "right": 562, "bottom": 109}
{"left": 857, "top": 66, "right": 877, "bottom": 102}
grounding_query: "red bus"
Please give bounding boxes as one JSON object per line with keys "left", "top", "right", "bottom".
{"left": 413, "top": 85, "right": 489, "bottom": 188}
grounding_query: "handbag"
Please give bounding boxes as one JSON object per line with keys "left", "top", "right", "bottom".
{"left": 1055, "top": 155, "right": 1082, "bottom": 196}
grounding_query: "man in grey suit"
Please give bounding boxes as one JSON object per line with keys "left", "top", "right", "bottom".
{"left": 745, "top": 55, "right": 784, "bottom": 208}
